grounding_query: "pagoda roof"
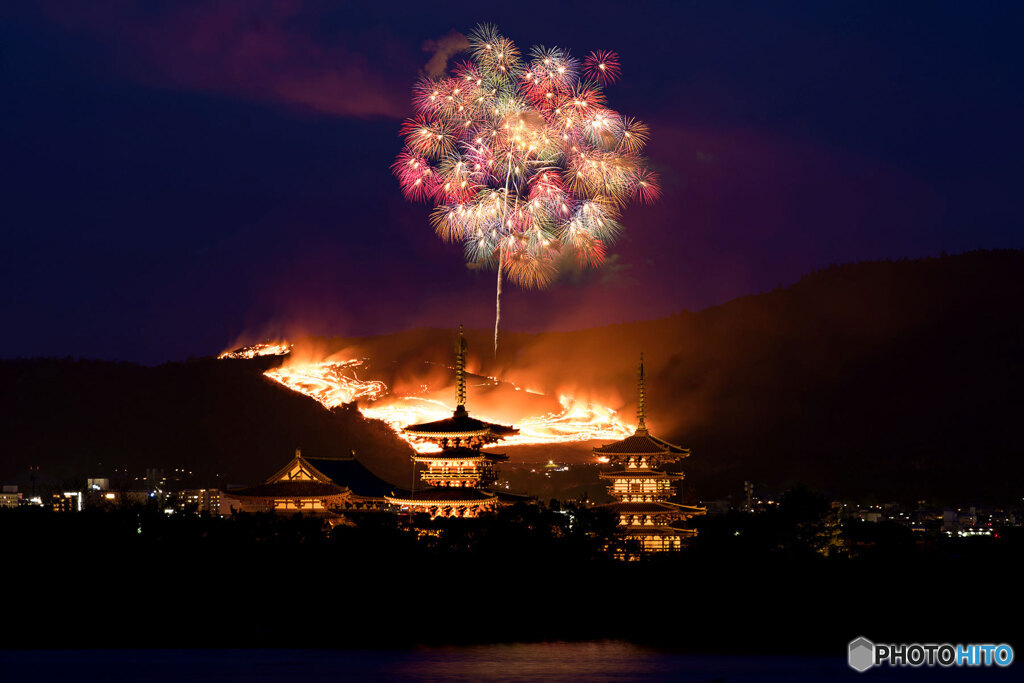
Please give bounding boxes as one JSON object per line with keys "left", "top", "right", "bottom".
{"left": 618, "top": 526, "right": 693, "bottom": 537}
{"left": 410, "top": 447, "right": 508, "bottom": 463}
{"left": 225, "top": 480, "right": 347, "bottom": 499}
{"left": 599, "top": 469, "right": 683, "bottom": 480}
{"left": 403, "top": 405, "right": 518, "bottom": 440}
{"left": 491, "top": 490, "right": 534, "bottom": 504}
{"left": 304, "top": 456, "right": 397, "bottom": 499}
{"left": 601, "top": 501, "right": 706, "bottom": 515}
{"left": 592, "top": 428, "right": 689, "bottom": 457}
{"left": 385, "top": 487, "right": 497, "bottom": 504}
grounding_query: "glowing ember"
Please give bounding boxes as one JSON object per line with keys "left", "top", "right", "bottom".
{"left": 218, "top": 342, "right": 293, "bottom": 359}
{"left": 514, "top": 395, "right": 631, "bottom": 446}
{"left": 265, "top": 360, "right": 386, "bottom": 407}
{"left": 259, "top": 358, "right": 632, "bottom": 454}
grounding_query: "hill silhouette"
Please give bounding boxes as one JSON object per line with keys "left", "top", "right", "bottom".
{"left": 0, "top": 356, "right": 413, "bottom": 488}
{"left": 489, "top": 249, "right": 1024, "bottom": 505}
{"left": 2, "top": 250, "right": 1023, "bottom": 504}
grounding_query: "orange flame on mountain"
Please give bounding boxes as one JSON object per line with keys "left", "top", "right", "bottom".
{"left": 258, "top": 353, "right": 631, "bottom": 454}
{"left": 218, "top": 341, "right": 293, "bottom": 359}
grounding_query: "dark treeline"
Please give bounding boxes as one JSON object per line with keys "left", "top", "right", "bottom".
{"left": 5, "top": 491, "right": 1022, "bottom": 653}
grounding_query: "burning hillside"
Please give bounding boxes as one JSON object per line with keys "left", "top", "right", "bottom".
{"left": 218, "top": 342, "right": 293, "bottom": 359}
{"left": 265, "top": 360, "right": 387, "bottom": 407}
{"left": 254, "top": 351, "right": 632, "bottom": 454}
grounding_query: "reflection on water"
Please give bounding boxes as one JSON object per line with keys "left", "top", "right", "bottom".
{"left": 1, "top": 641, "right": 969, "bottom": 682}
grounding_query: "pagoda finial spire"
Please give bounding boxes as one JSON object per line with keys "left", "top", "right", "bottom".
{"left": 455, "top": 325, "right": 467, "bottom": 409}
{"left": 636, "top": 352, "right": 647, "bottom": 433}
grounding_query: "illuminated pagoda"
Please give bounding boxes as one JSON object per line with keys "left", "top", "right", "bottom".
{"left": 385, "top": 326, "right": 518, "bottom": 518}
{"left": 594, "top": 354, "right": 706, "bottom": 552}
{"left": 223, "top": 449, "right": 396, "bottom": 519}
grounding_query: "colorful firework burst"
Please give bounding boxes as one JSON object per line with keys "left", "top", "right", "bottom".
{"left": 393, "top": 24, "right": 660, "bottom": 351}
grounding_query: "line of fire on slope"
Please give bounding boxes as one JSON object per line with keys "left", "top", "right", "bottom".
{"left": 223, "top": 328, "right": 707, "bottom": 553}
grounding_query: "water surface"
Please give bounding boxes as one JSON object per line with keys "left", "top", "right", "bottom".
{"left": 0, "top": 642, "right": 986, "bottom": 681}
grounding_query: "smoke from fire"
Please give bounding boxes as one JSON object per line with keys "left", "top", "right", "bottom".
{"left": 220, "top": 317, "right": 705, "bottom": 459}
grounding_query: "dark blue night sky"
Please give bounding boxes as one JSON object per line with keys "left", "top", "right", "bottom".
{"left": 2, "top": 1, "right": 1021, "bottom": 363}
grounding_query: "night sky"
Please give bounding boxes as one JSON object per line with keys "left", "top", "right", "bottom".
{"left": 3, "top": 1, "right": 1022, "bottom": 363}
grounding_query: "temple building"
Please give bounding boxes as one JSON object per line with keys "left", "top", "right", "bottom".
{"left": 385, "top": 327, "right": 519, "bottom": 518}
{"left": 594, "top": 354, "right": 706, "bottom": 553}
{"left": 222, "top": 449, "right": 396, "bottom": 519}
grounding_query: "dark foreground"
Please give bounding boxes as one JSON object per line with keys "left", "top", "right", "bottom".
{"left": 3, "top": 499, "right": 1022, "bottom": 659}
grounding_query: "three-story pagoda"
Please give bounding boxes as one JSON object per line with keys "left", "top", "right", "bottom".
{"left": 594, "top": 354, "right": 706, "bottom": 552}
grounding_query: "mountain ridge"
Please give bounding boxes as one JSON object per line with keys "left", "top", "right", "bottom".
{"left": 3, "top": 249, "right": 1023, "bottom": 504}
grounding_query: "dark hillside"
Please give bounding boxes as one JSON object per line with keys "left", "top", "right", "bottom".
{"left": 3, "top": 250, "right": 1023, "bottom": 504}
{"left": 486, "top": 250, "right": 1024, "bottom": 503}
{"left": 0, "top": 356, "right": 411, "bottom": 487}
{"left": 330, "top": 250, "right": 1024, "bottom": 504}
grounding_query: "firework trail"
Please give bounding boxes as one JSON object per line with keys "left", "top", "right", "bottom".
{"left": 393, "top": 24, "right": 660, "bottom": 354}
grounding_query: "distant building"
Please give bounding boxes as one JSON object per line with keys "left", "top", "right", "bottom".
{"left": 859, "top": 509, "right": 882, "bottom": 523}
{"left": 87, "top": 490, "right": 121, "bottom": 507}
{"left": 704, "top": 500, "right": 732, "bottom": 515}
{"left": 50, "top": 492, "right": 82, "bottom": 513}
{"left": 178, "top": 489, "right": 223, "bottom": 515}
{"left": 0, "top": 487, "right": 21, "bottom": 508}
{"left": 82, "top": 489, "right": 160, "bottom": 509}
{"left": 593, "top": 354, "right": 706, "bottom": 553}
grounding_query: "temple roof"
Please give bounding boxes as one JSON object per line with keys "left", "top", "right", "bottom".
{"left": 404, "top": 404, "right": 518, "bottom": 440}
{"left": 225, "top": 480, "right": 347, "bottom": 499}
{"left": 227, "top": 451, "right": 397, "bottom": 502}
{"left": 491, "top": 490, "right": 534, "bottom": 504}
{"left": 601, "top": 501, "right": 706, "bottom": 515}
{"left": 304, "top": 457, "right": 397, "bottom": 499}
{"left": 411, "top": 447, "right": 509, "bottom": 463}
{"left": 594, "top": 353, "right": 690, "bottom": 458}
{"left": 618, "top": 526, "right": 695, "bottom": 536}
{"left": 599, "top": 469, "right": 683, "bottom": 480}
{"left": 404, "top": 327, "right": 518, "bottom": 445}
{"left": 386, "top": 487, "right": 497, "bottom": 504}
{"left": 593, "top": 429, "right": 690, "bottom": 457}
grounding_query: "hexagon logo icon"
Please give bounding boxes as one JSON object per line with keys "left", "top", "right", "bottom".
{"left": 848, "top": 637, "right": 875, "bottom": 672}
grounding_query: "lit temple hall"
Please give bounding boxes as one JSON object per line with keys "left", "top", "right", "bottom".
{"left": 594, "top": 354, "right": 706, "bottom": 552}
{"left": 220, "top": 449, "right": 395, "bottom": 518}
